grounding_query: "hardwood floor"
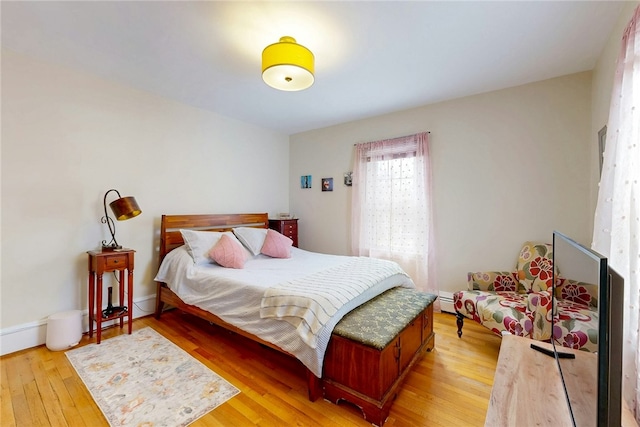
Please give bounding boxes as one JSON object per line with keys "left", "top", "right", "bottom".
{"left": 1, "top": 311, "right": 501, "bottom": 426}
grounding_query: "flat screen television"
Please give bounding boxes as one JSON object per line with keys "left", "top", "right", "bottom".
{"left": 552, "top": 231, "right": 624, "bottom": 427}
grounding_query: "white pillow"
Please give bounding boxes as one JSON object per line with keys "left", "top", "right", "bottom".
{"left": 180, "top": 229, "right": 248, "bottom": 265}
{"left": 232, "top": 227, "right": 268, "bottom": 256}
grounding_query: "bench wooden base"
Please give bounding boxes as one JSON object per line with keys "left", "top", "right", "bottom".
{"left": 323, "top": 303, "right": 435, "bottom": 426}
{"left": 158, "top": 277, "right": 436, "bottom": 425}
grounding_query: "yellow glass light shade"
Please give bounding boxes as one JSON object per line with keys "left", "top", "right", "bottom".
{"left": 262, "top": 36, "right": 314, "bottom": 91}
{"left": 109, "top": 196, "right": 142, "bottom": 221}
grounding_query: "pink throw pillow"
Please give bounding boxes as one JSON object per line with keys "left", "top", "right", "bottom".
{"left": 261, "top": 229, "right": 293, "bottom": 258}
{"left": 208, "top": 234, "right": 246, "bottom": 269}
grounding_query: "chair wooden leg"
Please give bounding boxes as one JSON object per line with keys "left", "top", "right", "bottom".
{"left": 456, "top": 312, "right": 464, "bottom": 338}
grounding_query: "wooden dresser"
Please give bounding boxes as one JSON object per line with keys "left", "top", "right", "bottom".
{"left": 269, "top": 218, "right": 298, "bottom": 247}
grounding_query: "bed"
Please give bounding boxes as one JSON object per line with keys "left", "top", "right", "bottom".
{"left": 154, "top": 213, "right": 432, "bottom": 406}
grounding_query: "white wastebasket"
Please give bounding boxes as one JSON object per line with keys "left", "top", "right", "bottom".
{"left": 46, "top": 310, "right": 82, "bottom": 351}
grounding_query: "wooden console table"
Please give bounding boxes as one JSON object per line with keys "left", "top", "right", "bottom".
{"left": 486, "top": 335, "right": 636, "bottom": 427}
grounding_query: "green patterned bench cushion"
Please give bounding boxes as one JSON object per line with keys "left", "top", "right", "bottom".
{"left": 332, "top": 287, "right": 437, "bottom": 350}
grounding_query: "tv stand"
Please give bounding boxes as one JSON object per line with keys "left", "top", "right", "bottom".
{"left": 486, "top": 335, "right": 635, "bottom": 426}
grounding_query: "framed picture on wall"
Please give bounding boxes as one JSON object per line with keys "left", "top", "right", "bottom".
{"left": 598, "top": 125, "right": 607, "bottom": 176}
{"left": 321, "top": 178, "right": 333, "bottom": 192}
{"left": 344, "top": 172, "right": 352, "bottom": 186}
{"left": 301, "top": 175, "right": 312, "bottom": 188}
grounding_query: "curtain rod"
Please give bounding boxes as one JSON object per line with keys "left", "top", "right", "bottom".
{"left": 353, "top": 131, "right": 430, "bottom": 145}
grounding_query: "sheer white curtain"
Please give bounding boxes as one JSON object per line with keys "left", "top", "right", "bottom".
{"left": 351, "top": 132, "right": 438, "bottom": 307}
{"left": 592, "top": 5, "right": 640, "bottom": 421}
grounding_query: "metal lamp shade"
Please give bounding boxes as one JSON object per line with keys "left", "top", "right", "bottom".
{"left": 109, "top": 196, "right": 142, "bottom": 221}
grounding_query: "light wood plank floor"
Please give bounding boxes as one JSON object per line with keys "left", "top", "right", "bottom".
{"left": 1, "top": 311, "right": 501, "bottom": 426}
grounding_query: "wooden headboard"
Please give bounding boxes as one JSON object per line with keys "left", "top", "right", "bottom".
{"left": 159, "top": 213, "right": 269, "bottom": 264}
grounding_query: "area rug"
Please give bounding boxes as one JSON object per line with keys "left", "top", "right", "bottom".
{"left": 66, "top": 327, "right": 239, "bottom": 427}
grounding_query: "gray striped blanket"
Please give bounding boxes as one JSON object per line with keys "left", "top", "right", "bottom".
{"left": 259, "top": 256, "right": 410, "bottom": 348}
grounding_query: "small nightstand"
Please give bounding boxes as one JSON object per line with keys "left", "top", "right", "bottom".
{"left": 269, "top": 218, "right": 298, "bottom": 247}
{"left": 87, "top": 249, "right": 135, "bottom": 343}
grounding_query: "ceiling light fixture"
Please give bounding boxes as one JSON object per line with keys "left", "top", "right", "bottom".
{"left": 262, "top": 36, "right": 314, "bottom": 91}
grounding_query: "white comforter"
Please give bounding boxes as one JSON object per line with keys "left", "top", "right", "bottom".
{"left": 154, "top": 246, "right": 415, "bottom": 377}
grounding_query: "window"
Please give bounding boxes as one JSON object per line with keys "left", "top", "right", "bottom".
{"left": 364, "top": 153, "right": 426, "bottom": 256}
{"left": 351, "top": 132, "right": 437, "bottom": 299}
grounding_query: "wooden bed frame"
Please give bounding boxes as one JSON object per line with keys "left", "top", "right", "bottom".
{"left": 154, "top": 213, "right": 323, "bottom": 400}
{"left": 154, "top": 213, "right": 435, "bottom": 419}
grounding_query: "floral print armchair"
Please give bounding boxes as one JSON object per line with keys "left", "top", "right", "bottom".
{"left": 530, "top": 278, "right": 599, "bottom": 352}
{"left": 453, "top": 242, "right": 554, "bottom": 339}
{"left": 453, "top": 241, "right": 599, "bottom": 352}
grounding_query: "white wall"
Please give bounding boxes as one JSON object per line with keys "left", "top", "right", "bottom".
{"left": 290, "top": 72, "right": 593, "bottom": 305}
{"left": 1, "top": 49, "right": 290, "bottom": 354}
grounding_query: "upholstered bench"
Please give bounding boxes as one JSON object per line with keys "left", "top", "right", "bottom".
{"left": 322, "top": 287, "right": 437, "bottom": 426}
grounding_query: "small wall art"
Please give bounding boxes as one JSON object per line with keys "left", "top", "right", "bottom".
{"left": 321, "top": 177, "right": 333, "bottom": 192}
{"left": 598, "top": 125, "right": 607, "bottom": 176}
{"left": 301, "top": 175, "right": 312, "bottom": 188}
{"left": 344, "top": 172, "right": 353, "bottom": 186}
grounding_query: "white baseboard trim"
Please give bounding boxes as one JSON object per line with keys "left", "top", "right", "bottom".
{"left": 439, "top": 290, "right": 456, "bottom": 314}
{"left": 1, "top": 291, "right": 458, "bottom": 356}
{"left": 0, "top": 294, "right": 157, "bottom": 356}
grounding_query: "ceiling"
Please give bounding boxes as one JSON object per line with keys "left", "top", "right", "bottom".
{"left": 1, "top": 1, "right": 625, "bottom": 135}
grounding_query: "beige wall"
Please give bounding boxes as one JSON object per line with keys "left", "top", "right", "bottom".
{"left": 290, "top": 72, "right": 594, "bottom": 302}
{"left": 1, "top": 49, "right": 290, "bottom": 352}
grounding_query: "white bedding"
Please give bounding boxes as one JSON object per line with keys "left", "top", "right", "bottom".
{"left": 154, "top": 246, "right": 415, "bottom": 377}
{"left": 261, "top": 256, "right": 409, "bottom": 348}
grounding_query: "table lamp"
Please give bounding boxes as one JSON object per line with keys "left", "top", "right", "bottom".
{"left": 101, "top": 189, "right": 141, "bottom": 251}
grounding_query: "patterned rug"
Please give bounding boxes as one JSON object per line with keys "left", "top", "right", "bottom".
{"left": 66, "top": 327, "right": 239, "bottom": 426}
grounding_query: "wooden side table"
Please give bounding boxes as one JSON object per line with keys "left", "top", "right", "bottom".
{"left": 269, "top": 218, "right": 298, "bottom": 247}
{"left": 87, "top": 249, "right": 135, "bottom": 344}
